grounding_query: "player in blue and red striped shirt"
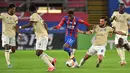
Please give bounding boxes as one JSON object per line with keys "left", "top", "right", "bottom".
{"left": 53, "top": 10, "right": 90, "bottom": 68}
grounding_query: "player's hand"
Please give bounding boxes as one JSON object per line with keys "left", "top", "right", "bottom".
{"left": 52, "top": 26, "right": 57, "bottom": 29}
{"left": 109, "top": 33, "right": 113, "bottom": 37}
{"left": 77, "top": 29, "right": 85, "bottom": 34}
{"left": 18, "top": 33, "right": 22, "bottom": 41}
{"left": 77, "top": 29, "right": 82, "bottom": 33}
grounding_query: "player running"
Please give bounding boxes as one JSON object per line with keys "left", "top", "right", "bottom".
{"left": 0, "top": 4, "right": 18, "bottom": 68}
{"left": 52, "top": 10, "right": 90, "bottom": 68}
{"left": 78, "top": 16, "right": 125, "bottom": 68}
{"left": 110, "top": 3, "right": 130, "bottom": 66}
{"left": 16, "top": 4, "right": 56, "bottom": 72}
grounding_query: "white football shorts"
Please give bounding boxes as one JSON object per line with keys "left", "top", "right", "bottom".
{"left": 1, "top": 34, "right": 16, "bottom": 47}
{"left": 87, "top": 45, "right": 106, "bottom": 56}
{"left": 36, "top": 36, "right": 48, "bottom": 50}
{"left": 115, "top": 34, "right": 128, "bottom": 45}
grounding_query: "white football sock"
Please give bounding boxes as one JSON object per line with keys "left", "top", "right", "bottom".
{"left": 39, "top": 54, "right": 54, "bottom": 67}
{"left": 43, "top": 53, "right": 53, "bottom": 62}
{"left": 72, "top": 49, "right": 76, "bottom": 55}
{"left": 121, "top": 48, "right": 126, "bottom": 61}
{"left": 5, "top": 50, "right": 11, "bottom": 65}
{"left": 9, "top": 49, "right": 12, "bottom": 53}
{"left": 74, "top": 61, "right": 78, "bottom": 65}
{"left": 79, "top": 58, "right": 84, "bottom": 66}
{"left": 116, "top": 48, "right": 124, "bottom": 62}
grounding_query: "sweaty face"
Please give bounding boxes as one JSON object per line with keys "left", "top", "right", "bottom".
{"left": 99, "top": 19, "right": 106, "bottom": 27}
{"left": 8, "top": 7, "right": 16, "bottom": 15}
{"left": 68, "top": 14, "right": 74, "bottom": 20}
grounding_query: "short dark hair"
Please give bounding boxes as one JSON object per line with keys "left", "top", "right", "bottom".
{"left": 100, "top": 16, "right": 108, "bottom": 21}
{"left": 68, "top": 10, "right": 74, "bottom": 15}
{"left": 29, "top": 4, "right": 37, "bottom": 12}
{"left": 8, "top": 4, "right": 16, "bottom": 9}
{"left": 119, "top": 3, "right": 124, "bottom": 6}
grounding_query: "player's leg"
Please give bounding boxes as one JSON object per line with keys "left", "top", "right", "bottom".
{"left": 63, "top": 36, "right": 73, "bottom": 56}
{"left": 36, "top": 50, "right": 55, "bottom": 71}
{"left": 63, "top": 43, "right": 78, "bottom": 68}
{"left": 96, "top": 46, "right": 106, "bottom": 68}
{"left": 115, "top": 35, "right": 126, "bottom": 65}
{"left": 72, "top": 48, "right": 76, "bottom": 55}
{"left": 123, "top": 35, "right": 130, "bottom": 52}
{"left": 71, "top": 40, "right": 77, "bottom": 55}
{"left": 116, "top": 44, "right": 124, "bottom": 62}
{"left": 79, "top": 53, "right": 91, "bottom": 67}
{"left": 9, "top": 37, "right": 16, "bottom": 54}
{"left": 63, "top": 43, "right": 72, "bottom": 56}
{"left": 123, "top": 43, "right": 130, "bottom": 52}
{"left": 119, "top": 37, "right": 127, "bottom": 64}
{"left": 79, "top": 45, "right": 95, "bottom": 67}
{"left": 2, "top": 35, "right": 12, "bottom": 68}
{"left": 35, "top": 36, "right": 55, "bottom": 72}
{"left": 43, "top": 53, "right": 56, "bottom": 66}
{"left": 96, "top": 55, "right": 103, "bottom": 68}
{"left": 119, "top": 36, "right": 129, "bottom": 66}
{"left": 9, "top": 46, "right": 16, "bottom": 53}
{"left": 63, "top": 37, "right": 79, "bottom": 68}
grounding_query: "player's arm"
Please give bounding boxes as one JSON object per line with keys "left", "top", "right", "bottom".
{"left": 115, "top": 31, "right": 127, "bottom": 36}
{"left": 20, "top": 21, "right": 35, "bottom": 29}
{"left": 110, "top": 11, "right": 117, "bottom": 22}
{"left": 110, "top": 16, "right": 116, "bottom": 22}
{"left": 53, "top": 18, "right": 66, "bottom": 29}
{"left": 78, "top": 19, "right": 90, "bottom": 27}
{"left": 43, "top": 22, "right": 49, "bottom": 33}
{"left": 0, "top": 14, "right": 2, "bottom": 19}
{"left": 78, "top": 24, "right": 96, "bottom": 34}
{"left": 77, "top": 29, "right": 92, "bottom": 34}
{"left": 126, "top": 13, "right": 130, "bottom": 21}
{"left": 111, "top": 27, "right": 127, "bottom": 35}
{"left": 112, "top": 27, "right": 127, "bottom": 36}
{"left": 0, "top": 13, "right": 3, "bottom": 19}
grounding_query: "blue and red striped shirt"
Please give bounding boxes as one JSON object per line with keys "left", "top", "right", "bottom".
{"left": 55, "top": 16, "right": 90, "bottom": 38}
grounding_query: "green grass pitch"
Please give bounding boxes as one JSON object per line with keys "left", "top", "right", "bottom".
{"left": 0, "top": 50, "right": 130, "bottom": 73}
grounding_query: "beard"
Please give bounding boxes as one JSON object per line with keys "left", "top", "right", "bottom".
{"left": 99, "top": 24, "right": 105, "bottom": 28}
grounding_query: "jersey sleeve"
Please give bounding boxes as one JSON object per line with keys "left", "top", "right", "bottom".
{"left": 15, "top": 17, "right": 18, "bottom": 24}
{"left": 30, "top": 14, "right": 39, "bottom": 22}
{"left": 0, "top": 13, "right": 4, "bottom": 19}
{"left": 111, "top": 11, "right": 116, "bottom": 19}
{"left": 78, "top": 18, "right": 90, "bottom": 27}
{"left": 55, "top": 17, "right": 66, "bottom": 29}
{"left": 125, "top": 13, "right": 130, "bottom": 20}
{"left": 111, "top": 21, "right": 116, "bottom": 27}
{"left": 107, "top": 26, "right": 114, "bottom": 32}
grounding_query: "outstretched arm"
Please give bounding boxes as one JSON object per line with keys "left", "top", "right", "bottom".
{"left": 17, "top": 21, "right": 35, "bottom": 29}
{"left": 78, "top": 19, "right": 90, "bottom": 27}
{"left": 53, "top": 18, "right": 66, "bottom": 29}
{"left": 114, "top": 31, "right": 127, "bottom": 36}
{"left": 77, "top": 29, "right": 92, "bottom": 34}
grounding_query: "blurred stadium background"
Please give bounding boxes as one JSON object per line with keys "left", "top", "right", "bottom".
{"left": 0, "top": 0, "right": 130, "bottom": 73}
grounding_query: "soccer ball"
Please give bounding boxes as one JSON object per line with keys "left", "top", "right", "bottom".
{"left": 66, "top": 59, "right": 75, "bottom": 67}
